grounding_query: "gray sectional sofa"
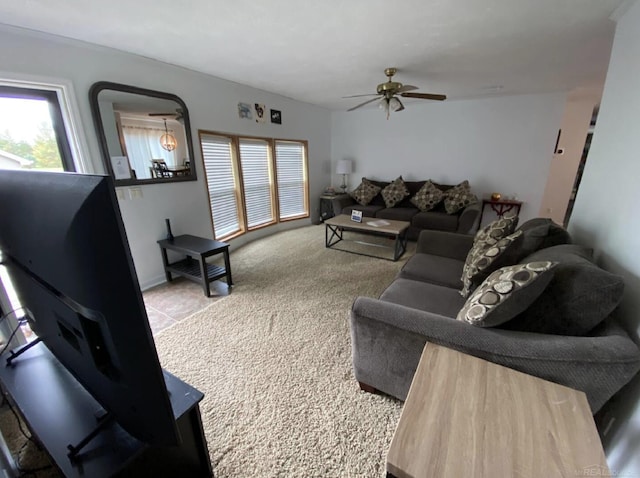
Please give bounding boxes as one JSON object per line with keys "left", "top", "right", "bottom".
{"left": 332, "top": 179, "right": 481, "bottom": 240}
{"left": 350, "top": 218, "right": 640, "bottom": 412}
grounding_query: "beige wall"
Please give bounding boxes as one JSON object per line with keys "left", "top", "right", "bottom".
{"left": 538, "top": 89, "right": 599, "bottom": 224}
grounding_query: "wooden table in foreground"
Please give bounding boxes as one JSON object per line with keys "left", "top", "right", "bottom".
{"left": 387, "top": 343, "right": 609, "bottom": 478}
{"left": 324, "top": 214, "right": 409, "bottom": 261}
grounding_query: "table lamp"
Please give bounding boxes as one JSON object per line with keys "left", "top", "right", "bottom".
{"left": 336, "top": 159, "right": 353, "bottom": 193}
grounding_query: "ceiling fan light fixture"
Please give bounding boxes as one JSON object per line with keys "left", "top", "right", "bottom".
{"left": 160, "top": 118, "right": 177, "bottom": 152}
{"left": 389, "top": 97, "right": 404, "bottom": 112}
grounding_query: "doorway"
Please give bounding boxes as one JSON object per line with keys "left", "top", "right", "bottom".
{"left": 563, "top": 105, "right": 599, "bottom": 227}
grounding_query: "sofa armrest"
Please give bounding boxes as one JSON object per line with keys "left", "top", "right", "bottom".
{"left": 416, "top": 230, "right": 474, "bottom": 260}
{"left": 457, "top": 201, "right": 481, "bottom": 234}
{"left": 331, "top": 195, "right": 355, "bottom": 215}
{"left": 350, "top": 297, "right": 640, "bottom": 412}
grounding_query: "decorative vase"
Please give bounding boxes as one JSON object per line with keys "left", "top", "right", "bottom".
{"left": 491, "top": 192, "right": 502, "bottom": 201}
{"left": 165, "top": 218, "right": 174, "bottom": 241}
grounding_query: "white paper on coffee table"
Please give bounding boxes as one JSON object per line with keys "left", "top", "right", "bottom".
{"left": 368, "top": 220, "right": 391, "bottom": 227}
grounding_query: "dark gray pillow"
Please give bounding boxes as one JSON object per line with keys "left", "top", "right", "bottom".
{"left": 504, "top": 245, "right": 624, "bottom": 335}
{"left": 457, "top": 262, "right": 556, "bottom": 327}
{"left": 514, "top": 218, "right": 572, "bottom": 260}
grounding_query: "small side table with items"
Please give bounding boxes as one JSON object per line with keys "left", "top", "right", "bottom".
{"left": 158, "top": 234, "right": 233, "bottom": 297}
{"left": 319, "top": 193, "right": 349, "bottom": 222}
{"left": 479, "top": 195, "right": 523, "bottom": 225}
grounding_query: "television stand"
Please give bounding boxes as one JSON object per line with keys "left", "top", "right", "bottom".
{"left": 0, "top": 342, "right": 213, "bottom": 477}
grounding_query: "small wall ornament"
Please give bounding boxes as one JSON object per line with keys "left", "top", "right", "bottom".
{"left": 270, "top": 109, "right": 282, "bottom": 124}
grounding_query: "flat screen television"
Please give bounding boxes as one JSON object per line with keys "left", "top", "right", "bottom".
{"left": 0, "top": 170, "right": 179, "bottom": 446}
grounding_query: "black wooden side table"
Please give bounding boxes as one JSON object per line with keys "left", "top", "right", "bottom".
{"left": 158, "top": 234, "right": 232, "bottom": 297}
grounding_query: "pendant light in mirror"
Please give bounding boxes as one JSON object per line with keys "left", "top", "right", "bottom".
{"left": 160, "top": 118, "right": 177, "bottom": 151}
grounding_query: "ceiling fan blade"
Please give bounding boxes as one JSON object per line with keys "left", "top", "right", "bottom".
{"left": 395, "top": 85, "right": 418, "bottom": 94}
{"left": 342, "top": 93, "right": 379, "bottom": 98}
{"left": 347, "top": 97, "right": 381, "bottom": 112}
{"left": 400, "top": 92, "right": 447, "bottom": 101}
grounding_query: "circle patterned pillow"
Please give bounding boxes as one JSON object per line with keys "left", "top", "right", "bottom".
{"left": 457, "top": 261, "right": 557, "bottom": 327}
{"left": 443, "top": 180, "right": 479, "bottom": 214}
{"left": 460, "top": 230, "right": 523, "bottom": 297}
{"left": 350, "top": 178, "right": 382, "bottom": 206}
{"left": 380, "top": 176, "right": 410, "bottom": 208}
{"left": 410, "top": 180, "right": 444, "bottom": 211}
{"left": 474, "top": 213, "right": 519, "bottom": 244}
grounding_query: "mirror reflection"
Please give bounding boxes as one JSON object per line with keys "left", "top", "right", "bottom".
{"left": 89, "top": 82, "right": 196, "bottom": 185}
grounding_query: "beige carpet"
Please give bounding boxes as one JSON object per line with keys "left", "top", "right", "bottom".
{"left": 155, "top": 225, "right": 413, "bottom": 477}
{"left": 0, "top": 225, "right": 413, "bottom": 477}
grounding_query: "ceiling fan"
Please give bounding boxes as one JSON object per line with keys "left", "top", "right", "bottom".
{"left": 149, "top": 108, "right": 184, "bottom": 123}
{"left": 344, "top": 68, "right": 446, "bottom": 118}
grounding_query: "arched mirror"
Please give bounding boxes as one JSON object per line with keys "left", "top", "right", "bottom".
{"left": 89, "top": 82, "right": 196, "bottom": 186}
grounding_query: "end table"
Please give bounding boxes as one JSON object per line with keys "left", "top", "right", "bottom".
{"left": 319, "top": 193, "right": 349, "bottom": 222}
{"left": 479, "top": 197, "right": 523, "bottom": 225}
{"left": 158, "top": 234, "right": 232, "bottom": 297}
{"left": 387, "top": 343, "right": 607, "bottom": 477}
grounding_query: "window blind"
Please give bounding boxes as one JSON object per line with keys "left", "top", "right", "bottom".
{"left": 239, "top": 139, "right": 274, "bottom": 228}
{"left": 200, "top": 134, "right": 241, "bottom": 239}
{"left": 275, "top": 141, "right": 307, "bottom": 219}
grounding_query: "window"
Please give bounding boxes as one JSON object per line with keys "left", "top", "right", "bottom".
{"left": 0, "top": 80, "right": 85, "bottom": 347}
{"left": 0, "top": 85, "right": 75, "bottom": 172}
{"left": 275, "top": 141, "right": 308, "bottom": 219}
{"left": 200, "top": 134, "right": 243, "bottom": 239}
{"left": 199, "top": 131, "right": 308, "bottom": 241}
{"left": 239, "top": 139, "right": 275, "bottom": 228}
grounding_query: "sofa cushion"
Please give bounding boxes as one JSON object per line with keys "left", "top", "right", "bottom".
{"left": 513, "top": 218, "right": 572, "bottom": 260}
{"left": 398, "top": 254, "right": 465, "bottom": 289}
{"left": 443, "top": 180, "right": 478, "bottom": 214}
{"left": 457, "top": 262, "right": 556, "bottom": 327}
{"left": 350, "top": 178, "right": 382, "bottom": 206}
{"left": 504, "top": 244, "right": 625, "bottom": 335}
{"left": 376, "top": 207, "right": 418, "bottom": 222}
{"left": 396, "top": 180, "right": 428, "bottom": 208}
{"left": 412, "top": 210, "right": 458, "bottom": 232}
{"left": 363, "top": 179, "right": 389, "bottom": 207}
{"left": 410, "top": 180, "right": 444, "bottom": 211}
{"left": 461, "top": 230, "right": 524, "bottom": 297}
{"left": 380, "top": 176, "right": 410, "bottom": 208}
{"left": 475, "top": 214, "right": 519, "bottom": 244}
{"left": 380, "top": 278, "right": 466, "bottom": 318}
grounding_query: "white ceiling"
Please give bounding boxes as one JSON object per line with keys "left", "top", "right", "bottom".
{"left": 0, "top": 0, "right": 625, "bottom": 110}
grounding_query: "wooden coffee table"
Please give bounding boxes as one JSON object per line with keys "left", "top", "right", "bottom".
{"left": 324, "top": 214, "right": 409, "bottom": 261}
{"left": 387, "top": 343, "right": 609, "bottom": 478}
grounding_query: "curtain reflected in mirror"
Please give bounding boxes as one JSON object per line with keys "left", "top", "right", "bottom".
{"left": 89, "top": 82, "right": 196, "bottom": 186}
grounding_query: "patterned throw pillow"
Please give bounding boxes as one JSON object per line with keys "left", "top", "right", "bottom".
{"left": 380, "top": 176, "right": 410, "bottom": 208}
{"left": 350, "top": 178, "right": 382, "bottom": 206}
{"left": 410, "top": 180, "right": 444, "bottom": 211}
{"left": 443, "top": 180, "right": 479, "bottom": 214}
{"left": 474, "top": 213, "right": 519, "bottom": 245}
{"left": 457, "top": 261, "right": 557, "bottom": 327}
{"left": 460, "top": 230, "right": 524, "bottom": 297}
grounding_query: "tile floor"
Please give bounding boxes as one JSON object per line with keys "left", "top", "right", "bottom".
{"left": 142, "top": 278, "right": 230, "bottom": 335}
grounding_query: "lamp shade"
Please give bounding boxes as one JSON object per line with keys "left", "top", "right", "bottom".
{"left": 336, "top": 159, "right": 353, "bottom": 175}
